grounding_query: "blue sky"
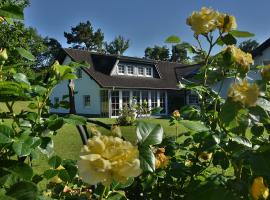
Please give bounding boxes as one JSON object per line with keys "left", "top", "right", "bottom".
{"left": 25, "top": 0, "right": 270, "bottom": 57}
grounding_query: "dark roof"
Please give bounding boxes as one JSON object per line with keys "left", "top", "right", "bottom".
{"left": 60, "top": 48, "right": 201, "bottom": 90}
{"left": 252, "top": 38, "right": 270, "bottom": 57}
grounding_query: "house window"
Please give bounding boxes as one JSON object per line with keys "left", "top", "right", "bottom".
{"left": 132, "top": 90, "right": 140, "bottom": 104}
{"left": 118, "top": 65, "right": 125, "bottom": 74}
{"left": 146, "top": 67, "right": 152, "bottom": 76}
{"left": 188, "top": 94, "right": 199, "bottom": 105}
{"left": 54, "top": 97, "right": 59, "bottom": 105}
{"left": 127, "top": 66, "right": 134, "bottom": 74}
{"left": 84, "top": 95, "right": 91, "bottom": 107}
{"left": 122, "top": 91, "right": 130, "bottom": 107}
{"left": 111, "top": 91, "right": 120, "bottom": 116}
{"left": 100, "top": 90, "right": 109, "bottom": 117}
{"left": 77, "top": 69, "right": 82, "bottom": 78}
{"left": 160, "top": 91, "right": 166, "bottom": 113}
{"left": 141, "top": 91, "right": 149, "bottom": 107}
{"left": 138, "top": 67, "right": 144, "bottom": 75}
{"left": 151, "top": 91, "right": 158, "bottom": 108}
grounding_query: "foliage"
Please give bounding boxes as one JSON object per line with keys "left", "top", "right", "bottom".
{"left": 116, "top": 104, "right": 136, "bottom": 126}
{"left": 239, "top": 39, "right": 259, "bottom": 53}
{"left": 105, "top": 35, "right": 130, "bottom": 55}
{"left": 144, "top": 45, "right": 170, "bottom": 61}
{"left": 64, "top": 20, "right": 104, "bottom": 51}
{"left": 171, "top": 42, "right": 190, "bottom": 63}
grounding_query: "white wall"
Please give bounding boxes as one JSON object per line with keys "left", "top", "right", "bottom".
{"left": 254, "top": 46, "right": 270, "bottom": 66}
{"left": 50, "top": 56, "right": 101, "bottom": 115}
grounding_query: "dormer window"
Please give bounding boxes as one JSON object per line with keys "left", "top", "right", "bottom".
{"left": 146, "top": 67, "right": 152, "bottom": 76}
{"left": 138, "top": 67, "right": 144, "bottom": 75}
{"left": 127, "top": 66, "right": 134, "bottom": 74}
{"left": 118, "top": 65, "right": 125, "bottom": 74}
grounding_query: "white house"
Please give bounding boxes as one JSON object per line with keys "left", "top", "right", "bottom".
{"left": 50, "top": 48, "right": 201, "bottom": 118}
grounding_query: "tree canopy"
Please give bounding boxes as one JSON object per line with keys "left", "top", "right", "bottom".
{"left": 239, "top": 39, "right": 259, "bottom": 53}
{"left": 64, "top": 21, "right": 104, "bottom": 51}
{"left": 144, "top": 45, "right": 170, "bottom": 61}
{"left": 105, "top": 36, "right": 130, "bottom": 55}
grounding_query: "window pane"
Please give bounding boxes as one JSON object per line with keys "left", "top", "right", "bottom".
{"left": 122, "top": 91, "right": 130, "bottom": 107}
{"left": 138, "top": 67, "right": 144, "bottom": 75}
{"left": 189, "top": 94, "right": 199, "bottom": 105}
{"left": 127, "top": 66, "right": 134, "bottom": 74}
{"left": 84, "top": 95, "right": 91, "bottom": 107}
{"left": 111, "top": 91, "right": 120, "bottom": 116}
{"left": 141, "top": 91, "right": 148, "bottom": 106}
{"left": 160, "top": 91, "right": 166, "bottom": 113}
{"left": 100, "top": 90, "right": 109, "bottom": 117}
{"left": 132, "top": 91, "right": 140, "bottom": 104}
{"left": 151, "top": 91, "right": 157, "bottom": 108}
{"left": 146, "top": 67, "right": 152, "bottom": 76}
{"left": 118, "top": 65, "right": 125, "bottom": 74}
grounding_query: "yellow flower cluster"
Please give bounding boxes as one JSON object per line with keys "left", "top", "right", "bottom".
{"left": 155, "top": 148, "right": 170, "bottom": 169}
{"left": 228, "top": 79, "right": 259, "bottom": 107}
{"left": 225, "top": 45, "right": 254, "bottom": 74}
{"left": 261, "top": 65, "right": 270, "bottom": 82}
{"left": 78, "top": 135, "right": 142, "bottom": 186}
{"left": 186, "top": 7, "right": 237, "bottom": 35}
{"left": 251, "top": 177, "right": 269, "bottom": 200}
{"left": 172, "top": 110, "right": 180, "bottom": 118}
{"left": 0, "top": 48, "right": 8, "bottom": 62}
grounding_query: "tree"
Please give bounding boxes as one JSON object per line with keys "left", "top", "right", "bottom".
{"left": 144, "top": 45, "right": 170, "bottom": 61}
{"left": 171, "top": 42, "right": 190, "bottom": 63}
{"left": 38, "top": 37, "right": 62, "bottom": 67}
{"left": 64, "top": 21, "right": 104, "bottom": 51}
{"left": 0, "top": 0, "right": 30, "bottom": 8}
{"left": 238, "top": 39, "right": 259, "bottom": 53}
{"left": 105, "top": 36, "right": 130, "bottom": 55}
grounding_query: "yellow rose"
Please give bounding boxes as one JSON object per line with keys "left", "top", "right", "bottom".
{"left": 49, "top": 165, "right": 65, "bottom": 184}
{"left": 199, "top": 152, "right": 213, "bottom": 161}
{"left": 186, "top": 7, "right": 219, "bottom": 35}
{"left": 155, "top": 148, "right": 170, "bottom": 169}
{"left": 225, "top": 45, "right": 253, "bottom": 74}
{"left": 78, "top": 135, "right": 142, "bottom": 186}
{"left": 261, "top": 65, "right": 270, "bottom": 82}
{"left": 217, "top": 13, "right": 237, "bottom": 32}
{"left": 172, "top": 110, "right": 180, "bottom": 118}
{"left": 228, "top": 79, "right": 259, "bottom": 107}
{"left": 251, "top": 177, "right": 269, "bottom": 200}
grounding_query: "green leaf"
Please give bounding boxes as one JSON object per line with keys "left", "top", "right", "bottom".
{"left": 58, "top": 169, "right": 70, "bottom": 182}
{"left": 12, "top": 138, "right": 32, "bottom": 157}
{"left": 107, "top": 192, "right": 126, "bottom": 200}
{"left": 139, "top": 146, "right": 155, "bottom": 172}
{"left": 111, "top": 178, "right": 134, "bottom": 190}
{"left": 13, "top": 73, "right": 30, "bottom": 86}
{"left": 151, "top": 107, "right": 163, "bottom": 115}
{"left": 221, "top": 34, "right": 237, "bottom": 45}
{"left": 136, "top": 122, "right": 163, "bottom": 146}
{"left": 251, "top": 124, "right": 264, "bottom": 137}
{"left": 180, "top": 120, "right": 208, "bottom": 132}
{"left": 43, "top": 169, "right": 58, "bottom": 179}
{"left": 16, "top": 48, "right": 35, "bottom": 61}
{"left": 39, "top": 137, "right": 54, "bottom": 157}
{"left": 63, "top": 114, "right": 86, "bottom": 125}
{"left": 0, "top": 125, "right": 13, "bottom": 144}
{"left": 165, "top": 35, "right": 181, "bottom": 43}
{"left": 231, "top": 136, "right": 252, "bottom": 148}
{"left": 229, "top": 30, "right": 255, "bottom": 38}
{"left": 212, "top": 151, "right": 230, "bottom": 170}
{"left": 6, "top": 181, "right": 38, "bottom": 200}
{"left": 48, "top": 155, "right": 62, "bottom": 169}
{"left": 47, "top": 118, "right": 64, "bottom": 131}
{"left": 0, "top": 5, "right": 24, "bottom": 19}
{"left": 1, "top": 160, "right": 33, "bottom": 180}
{"left": 0, "top": 133, "right": 12, "bottom": 144}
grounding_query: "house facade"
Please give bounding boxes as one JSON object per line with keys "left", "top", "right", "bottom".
{"left": 50, "top": 49, "right": 200, "bottom": 118}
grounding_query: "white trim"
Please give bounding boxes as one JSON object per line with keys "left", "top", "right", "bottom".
{"left": 119, "top": 90, "right": 123, "bottom": 110}
{"left": 110, "top": 59, "right": 120, "bottom": 76}
{"left": 165, "top": 91, "right": 168, "bottom": 115}
{"left": 108, "top": 90, "right": 112, "bottom": 118}
{"left": 157, "top": 91, "right": 160, "bottom": 107}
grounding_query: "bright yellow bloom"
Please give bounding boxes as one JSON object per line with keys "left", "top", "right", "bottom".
{"left": 172, "top": 110, "right": 180, "bottom": 118}
{"left": 49, "top": 165, "right": 65, "bottom": 184}
{"left": 199, "top": 152, "right": 213, "bottom": 161}
{"left": 217, "top": 13, "right": 237, "bottom": 33}
{"left": 78, "top": 135, "right": 142, "bottom": 186}
{"left": 155, "top": 148, "right": 170, "bottom": 169}
{"left": 251, "top": 177, "right": 269, "bottom": 200}
{"left": 0, "top": 17, "right": 4, "bottom": 23}
{"left": 186, "top": 7, "right": 219, "bottom": 35}
{"left": 261, "top": 65, "right": 270, "bottom": 82}
{"left": 225, "top": 45, "right": 254, "bottom": 74}
{"left": 228, "top": 79, "right": 259, "bottom": 107}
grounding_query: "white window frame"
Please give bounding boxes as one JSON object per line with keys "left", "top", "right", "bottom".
{"left": 146, "top": 67, "right": 153, "bottom": 77}
{"left": 127, "top": 65, "right": 134, "bottom": 75}
{"left": 83, "top": 95, "right": 91, "bottom": 107}
{"left": 118, "top": 64, "right": 125, "bottom": 74}
{"left": 138, "top": 67, "right": 144, "bottom": 76}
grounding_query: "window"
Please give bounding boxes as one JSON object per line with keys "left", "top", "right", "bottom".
{"left": 54, "top": 97, "right": 59, "bottom": 105}
{"left": 146, "top": 67, "right": 152, "bottom": 76}
{"left": 84, "top": 95, "right": 91, "bottom": 107}
{"left": 151, "top": 91, "right": 158, "bottom": 108}
{"left": 127, "top": 66, "right": 134, "bottom": 74}
{"left": 118, "top": 65, "right": 125, "bottom": 74}
{"left": 138, "top": 67, "right": 144, "bottom": 75}
{"left": 160, "top": 91, "right": 166, "bottom": 114}
{"left": 100, "top": 90, "right": 109, "bottom": 117}
{"left": 188, "top": 94, "right": 199, "bottom": 105}
{"left": 111, "top": 91, "right": 120, "bottom": 116}
{"left": 77, "top": 69, "right": 82, "bottom": 78}
{"left": 122, "top": 91, "right": 130, "bottom": 107}
{"left": 132, "top": 91, "right": 140, "bottom": 104}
